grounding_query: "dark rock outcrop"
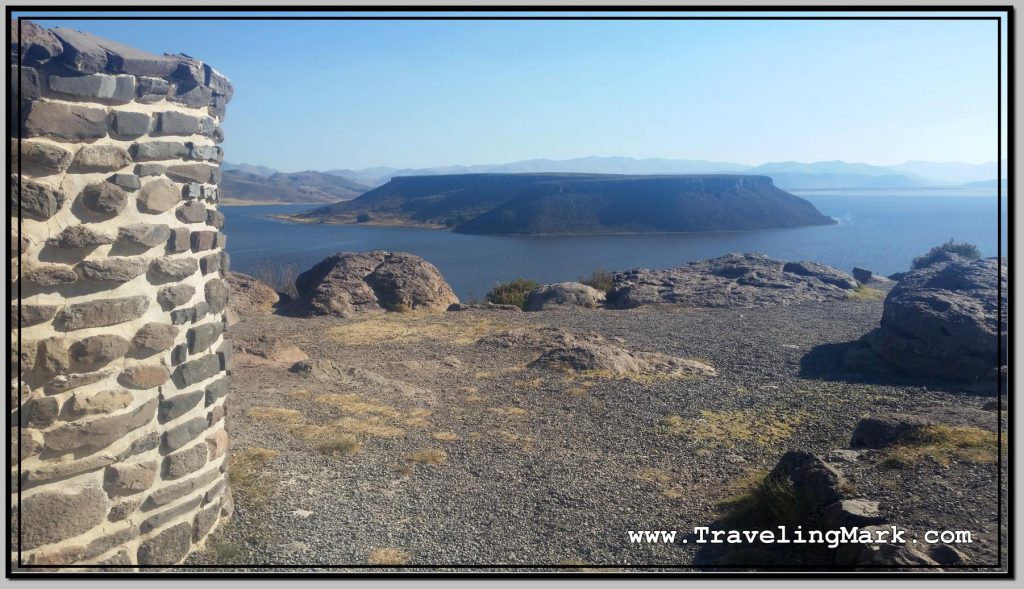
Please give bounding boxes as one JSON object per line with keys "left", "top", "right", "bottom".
{"left": 293, "top": 251, "right": 458, "bottom": 317}
{"left": 606, "top": 253, "right": 858, "bottom": 309}
{"left": 851, "top": 256, "right": 1006, "bottom": 384}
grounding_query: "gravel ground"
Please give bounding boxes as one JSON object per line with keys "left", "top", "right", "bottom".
{"left": 185, "top": 298, "right": 1006, "bottom": 571}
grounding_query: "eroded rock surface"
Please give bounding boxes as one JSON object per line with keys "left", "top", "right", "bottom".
{"left": 479, "top": 326, "right": 716, "bottom": 378}
{"left": 851, "top": 256, "right": 1006, "bottom": 383}
{"left": 606, "top": 253, "right": 857, "bottom": 309}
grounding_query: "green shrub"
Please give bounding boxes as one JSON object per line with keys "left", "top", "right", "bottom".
{"left": 356, "top": 213, "right": 372, "bottom": 223}
{"left": 579, "top": 268, "right": 615, "bottom": 293}
{"left": 911, "top": 239, "right": 981, "bottom": 269}
{"left": 485, "top": 279, "right": 540, "bottom": 310}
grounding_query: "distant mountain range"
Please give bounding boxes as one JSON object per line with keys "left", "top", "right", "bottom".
{"left": 293, "top": 173, "right": 836, "bottom": 235}
{"left": 219, "top": 157, "right": 1006, "bottom": 204}
{"left": 219, "top": 169, "right": 369, "bottom": 204}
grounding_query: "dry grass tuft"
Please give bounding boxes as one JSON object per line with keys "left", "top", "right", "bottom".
{"left": 880, "top": 424, "right": 1000, "bottom": 468}
{"left": 367, "top": 547, "right": 411, "bottom": 565}
{"left": 334, "top": 416, "right": 405, "bottom": 438}
{"left": 431, "top": 431, "right": 460, "bottom": 442}
{"left": 661, "top": 409, "right": 807, "bottom": 447}
{"left": 849, "top": 283, "right": 885, "bottom": 300}
{"left": 716, "top": 469, "right": 800, "bottom": 528}
{"left": 328, "top": 315, "right": 511, "bottom": 347}
{"left": 248, "top": 407, "right": 302, "bottom": 423}
{"left": 229, "top": 447, "right": 280, "bottom": 507}
{"left": 407, "top": 448, "right": 447, "bottom": 464}
{"left": 486, "top": 406, "right": 528, "bottom": 418}
{"left": 287, "top": 424, "right": 361, "bottom": 455}
{"left": 285, "top": 390, "right": 313, "bottom": 400}
{"left": 635, "top": 468, "right": 673, "bottom": 485}
{"left": 316, "top": 393, "right": 401, "bottom": 418}
{"left": 518, "top": 377, "right": 545, "bottom": 389}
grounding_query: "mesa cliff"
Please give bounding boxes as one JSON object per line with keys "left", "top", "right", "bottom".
{"left": 295, "top": 173, "right": 836, "bottom": 234}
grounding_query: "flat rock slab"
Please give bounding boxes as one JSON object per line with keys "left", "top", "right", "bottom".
{"left": 607, "top": 253, "right": 857, "bottom": 309}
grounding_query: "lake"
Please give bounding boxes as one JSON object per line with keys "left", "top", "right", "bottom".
{"left": 222, "top": 189, "right": 1008, "bottom": 301}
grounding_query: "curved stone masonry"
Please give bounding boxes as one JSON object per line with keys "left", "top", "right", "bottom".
{"left": 11, "top": 21, "right": 233, "bottom": 568}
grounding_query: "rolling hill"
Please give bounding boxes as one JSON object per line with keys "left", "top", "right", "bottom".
{"left": 219, "top": 170, "right": 370, "bottom": 204}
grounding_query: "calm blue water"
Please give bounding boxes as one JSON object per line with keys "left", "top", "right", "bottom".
{"left": 222, "top": 190, "right": 1007, "bottom": 301}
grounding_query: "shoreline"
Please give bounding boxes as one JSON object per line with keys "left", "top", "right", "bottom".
{"left": 269, "top": 213, "right": 839, "bottom": 237}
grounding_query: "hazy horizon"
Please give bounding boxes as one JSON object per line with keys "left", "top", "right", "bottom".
{"left": 24, "top": 12, "right": 1007, "bottom": 171}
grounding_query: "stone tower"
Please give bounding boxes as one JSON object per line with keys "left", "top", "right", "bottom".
{"left": 11, "top": 21, "right": 233, "bottom": 567}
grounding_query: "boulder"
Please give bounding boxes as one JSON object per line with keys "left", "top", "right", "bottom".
{"left": 226, "top": 272, "right": 278, "bottom": 319}
{"left": 524, "top": 282, "right": 606, "bottom": 311}
{"left": 858, "top": 256, "right": 1006, "bottom": 383}
{"left": 767, "top": 451, "right": 846, "bottom": 518}
{"left": 236, "top": 334, "right": 307, "bottom": 364}
{"left": 294, "top": 251, "right": 459, "bottom": 317}
{"left": 606, "top": 253, "right": 858, "bottom": 309}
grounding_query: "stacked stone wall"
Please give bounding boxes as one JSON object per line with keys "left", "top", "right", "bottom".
{"left": 10, "top": 21, "right": 233, "bottom": 567}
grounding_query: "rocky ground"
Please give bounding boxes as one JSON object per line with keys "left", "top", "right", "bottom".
{"left": 186, "top": 291, "right": 1007, "bottom": 571}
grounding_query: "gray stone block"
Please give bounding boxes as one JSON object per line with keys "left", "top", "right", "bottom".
{"left": 20, "top": 485, "right": 108, "bottom": 550}
{"left": 156, "top": 111, "right": 201, "bottom": 135}
{"left": 110, "top": 110, "right": 152, "bottom": 137}
{"left": 167, "top": 227, "right": 191, "bottom": 253}
{"left": 137, "top": 177, "right": 181, "bottom": 213}
{"left": 49, "top": 73, "right": 135, "bottom": 102}
{"left": 162, "top": 443, "right": 208, "bottom": 479}
{"left": 76, "top": 256, "right": 148, "bottom": 283}
{"left": 78, "top": 181, "right": 128, "bottom": 217}
{"left": 68, "top": 334, "right": 131, "bottom": 371}
{"left": 51, "top": 27, "right": 109, "bottom": 73}
{"left": 141, "top": 496, "right": 202, "bottom": 534}
{"left": 13, "top": 176, "right": 65, "bottom": 220}
{"left": 204, "top": 278, "right": 229, "bottom": 313}
{"left": 104, "top": 460, "right": 157, "bottom": 495}
{"left": 44, "top": 398, "right": 157, "bottom": 453}
{"left": 175, "top": 200, "right": 208, "bottom": 223}
{"left": 129, "top": 141, "right": 188, "bottom": 162}
{"left": 47, "top": 225, "right": 115, "bottom": 249}
{"left": 23, "top": 101, "right": 107, "bottom": 141}
{"left": 157, "top": 283, "right": 195, "bottom": 310}
{"left": 204, "top": 376, "right": 230, "bottom": 406}
{"left": 159, "top": 389, "right": 205, "bottom": 423}
{"left": 171, "top": 354, "right": 221, "bottom": 389}
{"left": 58, "top": 295, "right": 149, "bottom": 330}
{"left": 161, "top": 416, "right": 209, "bottom": 453}
{"left": 12, "top": 65, "right": 40, "bottom": 100}
{"left": 190, "top": 230, "right": 216, "bottom": 252}
{"left": 136, "top": 76, "right": 170, "bottom": 102}
{"left": 118, "top": 223, "right": 171, "bottom": 248}
{"left": 134, "top": 163, "right": 167, "bottom": 177}
{"left": 108, "top": 172, "right": 142, "bottom": 191}
{"left": 187, "top": 323, "right": 222, "bottom": 354}
{"left": 131, "top": 322, "right": 178, "bottom": 355}
{"left": 166, "top": 163, "right": 215, "bottom": 184}
{"left": 136, "top": 521, "right": 192, "bottom": 565}
{"left": 16, "top": 139, "right": 72, "bottom": 174}
{"left": 149, "top": 256, "right": 199, "bottom": 282}
{"left": 70, "top": 144, "right": 132, "bottom": 172}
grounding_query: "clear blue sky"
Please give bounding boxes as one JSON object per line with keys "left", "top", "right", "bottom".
{"left": 23, "top": 12, "right": 1006, "bottom": 172}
